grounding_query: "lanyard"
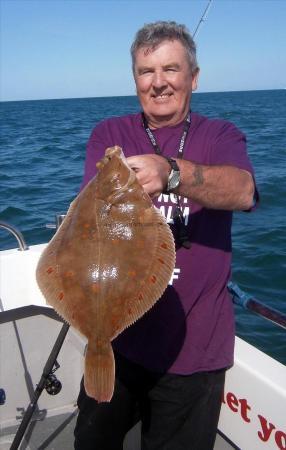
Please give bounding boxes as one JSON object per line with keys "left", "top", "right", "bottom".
{"left": 141, "top": 111, "right": 191, "bottom": 159}
{"left": 141, "top": 111, "right": 192, "bottom": 249}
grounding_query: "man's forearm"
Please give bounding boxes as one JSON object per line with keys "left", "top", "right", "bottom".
{"left": 175, "top": 159, "right": 255, "bottom": 211}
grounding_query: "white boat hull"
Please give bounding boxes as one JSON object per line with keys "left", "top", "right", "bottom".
{"left": 1, "top": 244, "right": 285, "bottom": 449}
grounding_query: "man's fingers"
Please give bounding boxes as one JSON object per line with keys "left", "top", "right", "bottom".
{"left": 126, "top": 156, "right": 144, "bottom": 170}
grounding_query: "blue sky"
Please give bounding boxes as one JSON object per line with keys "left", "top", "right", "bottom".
{"left": 1, "top": 0, "right": 285, "bottom": 101}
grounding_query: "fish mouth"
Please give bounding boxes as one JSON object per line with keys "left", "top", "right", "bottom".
{"left": 96, "top": 146, "right": 136, "bottom": 202}
{"left": 105, "top": 146, "right": 123, "bottom": 159}
{"left": 96, "top": 146, "right": 125, "bottom": 170}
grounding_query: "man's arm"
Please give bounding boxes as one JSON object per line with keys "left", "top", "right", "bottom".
{"left": 176, "top": 158, "right": 254, "bottom": 210}
{"left": 127, "top": 154, "right": 255, "bottom": 211}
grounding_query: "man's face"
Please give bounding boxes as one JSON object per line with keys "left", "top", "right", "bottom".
{"left": 133, "top": 39, "right": 199, "bottom": 128}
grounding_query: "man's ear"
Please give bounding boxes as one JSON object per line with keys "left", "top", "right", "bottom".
{"left": 192, "top": 68, "right": 200, "bottom": 91}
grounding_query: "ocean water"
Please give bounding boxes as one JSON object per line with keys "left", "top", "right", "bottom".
{"left": 0, "top": 90, "right": 285, "bottom": 364}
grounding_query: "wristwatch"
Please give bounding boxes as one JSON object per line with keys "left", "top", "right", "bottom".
{"left": 164, "top": 157, "right": 180, "bottom": 193}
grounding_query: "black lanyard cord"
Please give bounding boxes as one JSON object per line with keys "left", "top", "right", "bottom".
{"left": 141, "top": 112, "right": 192, "bottom": 249}
{"left": 141, "top": 112, "right": 191, "bottom": 159}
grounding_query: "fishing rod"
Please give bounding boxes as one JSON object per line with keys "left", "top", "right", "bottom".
{"left": 9, "top": 214, "right": 70, "bottom": 450}
{"left": 192, "top": 1, "right": 285, "bottom": 332}
{"left": 193, "top": 0, "right": 214, "bottom": 38}
{"left": 10, "top": 320, "right": 69, "bottom": 450}
{"left": 228, "top": 281, "right": 286, "bottom": 330}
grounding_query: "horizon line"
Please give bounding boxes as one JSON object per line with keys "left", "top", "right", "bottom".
{"left": 1, "top": 88, "right": 284, "bottom": 103}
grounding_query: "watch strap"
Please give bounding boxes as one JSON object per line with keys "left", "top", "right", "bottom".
{"left": 164, "top": 157, "right": 180, "bottom": 172}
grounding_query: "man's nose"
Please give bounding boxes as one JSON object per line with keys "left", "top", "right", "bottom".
{"left": 152, "top": 71, "right": 167, "bottom": 89}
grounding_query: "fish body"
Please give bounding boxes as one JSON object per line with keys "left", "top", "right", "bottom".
{"left": 36, "top": 146, "right": 175, "bottom": 402}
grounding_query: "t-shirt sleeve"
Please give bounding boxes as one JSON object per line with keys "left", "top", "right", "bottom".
{"left": 211, "top": 121, "right": 259, "bottom": 208}
{"left": 80, "top": 121, "right": 109, "bottom": 191}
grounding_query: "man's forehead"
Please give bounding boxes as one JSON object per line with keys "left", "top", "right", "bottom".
{"left": 134, "top": 39, "right": 187, "bottom": 62}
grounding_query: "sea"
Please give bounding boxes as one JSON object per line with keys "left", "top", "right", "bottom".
{"left": 0, "top": 89, "right": 285, "bottom": 365}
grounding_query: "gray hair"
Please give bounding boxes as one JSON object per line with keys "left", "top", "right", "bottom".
{"left": 131, "top": 21, "right": 199, "bottom": 74}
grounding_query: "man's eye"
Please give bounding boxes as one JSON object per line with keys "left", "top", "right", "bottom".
{"left": 138, "top": 69, "right": 152, "bottom": 75}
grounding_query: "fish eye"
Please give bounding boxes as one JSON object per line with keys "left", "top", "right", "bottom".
{"left": 111, "top": 172, "right": 120, "bottom": 182}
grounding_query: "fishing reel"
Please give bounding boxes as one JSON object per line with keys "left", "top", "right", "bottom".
{"left": 0, "top": 388, "right": 6, "bottom": 405}
{"left": 44, "top": 361, "right": 62, "bottom": 396}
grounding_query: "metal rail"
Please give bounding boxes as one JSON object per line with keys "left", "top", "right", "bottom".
{"left": 0, "top": 221, "right": 29, "bottom": 251}
{"left": 228, "top": 281, "right": 286, "bottom": 330}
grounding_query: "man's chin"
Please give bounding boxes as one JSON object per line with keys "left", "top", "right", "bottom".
{"left": 145, "top": 111, "right": 182, "bottom": 128}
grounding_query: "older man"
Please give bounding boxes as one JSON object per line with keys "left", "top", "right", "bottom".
{"left": 74, "top": 21, "right": 256, "bottom": 450}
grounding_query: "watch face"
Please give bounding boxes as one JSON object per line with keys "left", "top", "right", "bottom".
{"left": 168, "top": 170, "right": 180, "bottom": 191}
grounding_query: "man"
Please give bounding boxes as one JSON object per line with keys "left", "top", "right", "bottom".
{"left": 74, "top": 21, "right": 257, "bottom": 450}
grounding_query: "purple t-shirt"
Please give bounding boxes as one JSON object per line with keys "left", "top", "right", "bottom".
{"left": 81, "top": 112, "right": 255, "bottom": 375}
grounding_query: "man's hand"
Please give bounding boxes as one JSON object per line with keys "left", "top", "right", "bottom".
{"left": 127, "top": 154, "right": 255, "bottom": 210}
{"left": 127, "top": 154, "right": 170, "bottom": 198}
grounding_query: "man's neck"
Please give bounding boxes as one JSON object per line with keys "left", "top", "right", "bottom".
{"left": 143, "top": 112, "right": 189, "bottom": 130}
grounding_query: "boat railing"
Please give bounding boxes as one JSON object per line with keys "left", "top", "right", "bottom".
{"left": 0, "top": 221, "right": 29, "bottom": 251}
{"left": 1, "top": 219, "right": 285, "bottom": 331}
{"left": 46, "top": 214, "right": 66, "bottom": 230}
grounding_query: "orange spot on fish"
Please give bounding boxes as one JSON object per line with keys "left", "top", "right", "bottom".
{"left": 46, "top": 267, "right": 53, "bottom": 274}
{"left": 83, "top": 223, "right": 90, "bottom": 229}
{"left": 111, "top": 313, "right": 121, "bottom": 328}
{"left": 81, "top": 233, "right": 88, "bottom": 239}
{"left": 58, "top": 292, "right": 64, "bottom": 301}
{"left": 127, "top": 270, "right": 136, "bottom": 277}
{"left": 161, "top": 243, "right": 168, "bottom": 249}
{"left": 158, "top": 258, "right": 165, "bottom": 264}
{"left": 91, "top": 284, "right": 100, "bottom": 293}
{"left": 150, "top": 275, "right": 157, "bottom": 284}
{"left": 64, "top": 270, "right": 74, "bottom": 278}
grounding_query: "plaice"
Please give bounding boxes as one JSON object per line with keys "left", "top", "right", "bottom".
{"left": 36, "top": 146, "right": 175, "bottom": 402}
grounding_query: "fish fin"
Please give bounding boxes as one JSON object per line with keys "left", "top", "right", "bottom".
{"left": 84, "top": 339, "right": 115, "bottom": 403}
{"left": 123, "top": 209, "right": 176, "bottom": 325}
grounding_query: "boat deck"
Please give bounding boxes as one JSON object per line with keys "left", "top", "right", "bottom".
{"left": 1, "top": 412, "right": 234, "bottom": 450}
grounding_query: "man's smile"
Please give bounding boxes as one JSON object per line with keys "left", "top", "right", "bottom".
{"left": 152, "top": 92, "right": 173, "bottom": 101}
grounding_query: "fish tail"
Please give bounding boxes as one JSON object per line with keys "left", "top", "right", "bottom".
{"left": 84, "top": 339, "right": 115, "bottom": 403}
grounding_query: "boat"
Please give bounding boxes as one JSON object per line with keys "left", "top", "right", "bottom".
{"left": 0, "top": 220, "right": 285, "bottom": 450}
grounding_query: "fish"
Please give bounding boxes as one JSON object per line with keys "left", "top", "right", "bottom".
{"left": 36, "top": 146, "right": 175, "bottom": 402}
